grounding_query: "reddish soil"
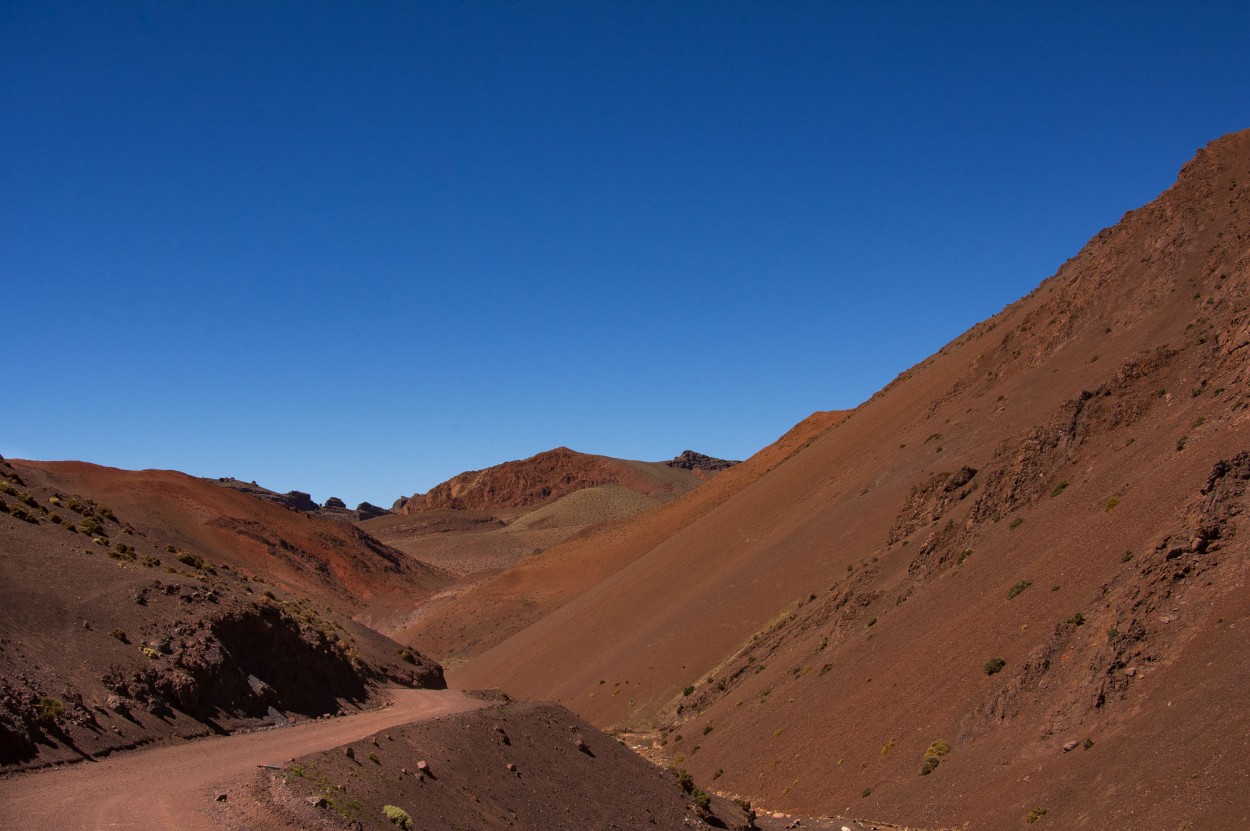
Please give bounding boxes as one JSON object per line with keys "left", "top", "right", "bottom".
{"left": 9, "top": 460, "right": 449, "bottom": 615}
{"left": 0, "top": 455, "right": 442, "bottom": 771}
{"left": 394, "top": 446, "right": 713, "bottom": 512}
{"left": 0, "top": 688, "right": 483, "bottom": 831}
{"left": 226, "top": 699, "right": 754, "bottom": 831}
{"left": 450, "top": 130, "right": 1250, "bottom": 828}
{"left": 399, "top": 411, "right": 845, "bottom": 661}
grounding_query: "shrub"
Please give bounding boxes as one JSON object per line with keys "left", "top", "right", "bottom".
{"left": 1009, "top": 517, "right": 1024, "bottom": 529}
{"left": 880, "top": 739, "right": 894, "bottom": 755}
{"left": 369, "top": 751, "right": 380, "bottom": 764}
{"left": 36, "top": 696, "right": 64, "bottom": 724}
{"left": 1006, "top": 580, "right": 1032, "bottom": 600}
{"left": 382, "top": 805, "right": 413, "bottom": 830}
{"left": 983, "top": 657, "right": 1006, "bottom": 675}
{"left": 920, "top": 739, "right": 950, "bottom": 775}
{"left": 1176, "top": 436, "right": 1188, "bottom": 451}
{"left": 1104, "top": 497, "right": 1120, "bottom": 512}
{"left": 861, "top": 787, "right": 872, "bottom": 798}
{"left": 110, "top": 629, "right": 128, "bottom": 643}
{"left": 1026, "top": 806, "right": 1047, "bottom": 823}
{"left": 1066, "top": 612, "right": 1085, "bottom": 626}
{"left": 682, "top": 685, "right": 694, "bottom": 696}
{"left": 956, "top": 548, "right": 973, "bottom": 565}
{"left": 175, "top": 550, "right": 205, "bottom": 569}
{"left": 1121, "top": 550, "right": 1133, "bottom": 563}
{"left": 142, "top": 556, "right": 161, "bottom": 568}
{"left": 674, "top": 769, "right": 695, "bottom": 794}
{"left": 692, "top": 789, "right": 711, "bottom": 812}
{"left": 1107, "top": 627, "right": 1120, "bottom": 642}
{"left": 702, "top": 725, "right": 713, "bottom": 735}
{"left": 80, "top": 517, "right": 105, "bottom": 536}
{"left": 1050, "top": 481, "right": 1069, "bottom": 498}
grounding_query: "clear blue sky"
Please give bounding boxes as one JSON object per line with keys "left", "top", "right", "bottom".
{"left": 3, "top": 2, "right": 1248, "bottom": 507}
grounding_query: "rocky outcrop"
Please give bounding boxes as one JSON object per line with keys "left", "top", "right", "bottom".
{"left": 665, "top": 450, "right": 740, "bottom": 473}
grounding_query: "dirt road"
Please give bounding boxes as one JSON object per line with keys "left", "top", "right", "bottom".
{"left": 0, "top": 688, "right": 485, "bottom": 831}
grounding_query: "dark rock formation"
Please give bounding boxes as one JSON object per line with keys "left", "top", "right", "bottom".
{"left": 665, "top": 450, "right": 740, "bottom": 473}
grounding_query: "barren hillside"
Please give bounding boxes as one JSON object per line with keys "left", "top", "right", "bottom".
{"left": 453, "top": 130, "right": 1250, "bottom": 829}
{"left": 10, "top": 460, "right": 449, "bottom": 615}
{"left": 0, "top": 456, "right": 443, "bottom": 770}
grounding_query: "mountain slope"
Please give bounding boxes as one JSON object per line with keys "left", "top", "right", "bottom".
{"left": 0, "top": 455, "right": 443, "bottom": 770}
{"left": 398, "top": 410, "right": 845, "bottom": 661}
{"left": 9, "top": 460, "right": 449, "bottom": 615}
{"left": 394, "top": 447, "right": 725, "bottom": 513}
{"left": 453, "top": 130, "right": 1250, "bottom": 829}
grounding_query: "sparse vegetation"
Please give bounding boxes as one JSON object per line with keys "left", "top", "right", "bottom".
{"left": 382, "top": 805, "right": 413, "bottom": 830}
{"left": 957, "top": 548, "right": 973, "bottom": 565}
{"left": 682, "top": 685, "right": 694, "bottom": 696}
{"left": 1050, "top": 480, "right": 1069, "bottom": 497}
{"left": 1176, "top": 436, "right": 1188, "bottom": 451}
{"left": 1009, "top": 517, "right": 1024, "bottom": 529}
{"left": 1066, "top": 612, "right": 1085, "bottom": 626}
{"left": 36, "top": 696, "right": 63, "bottom": 724}
{"left": 984, "top": 657, "right": 1006, "bottom": 675}
{"left": 1026, "top": 806, "right": 1048, "bottom": 823}
{"left": 1104, "top": 497, "right": 1120, "bottom": 512}
{"left": 1007, "top": 580, "right": 1032, "bottom": 600}
{"left": 920, "top": 739, "right": 951, "bottom": 775}
{"left": 1107, "top": 627, "right": 1120, "bottom": 642}
{"left": 1121, "top": 550, "right": 1133, "bottom": 563}
{"left": 110, "top": 628, "right": 128, "bottom": 643}
{"left": 880, "top": 739, "right": 894, "bottom": 755}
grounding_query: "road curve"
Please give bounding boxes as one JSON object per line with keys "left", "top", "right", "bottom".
{"left": 0, "top": 688, "right": 486, "bottom": 831}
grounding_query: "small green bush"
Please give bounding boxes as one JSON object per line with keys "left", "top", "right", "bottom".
{"left": 1050, "top": 481, "right": 1069, "bottom": 498}
{"left": 1009, "top": 517, "right": 1024, "bottom": 529}
{"left": 682, "top": 685, "right": 694, "bottom": 696}
{"left": 692, "top": 789, "right": 711, "bottom": 812}
{"left": 1006, "top": 580, "right": 1032, "bottom": 600}
{"left": 983, "top": 657, "right": 1006, "bottom": 675}
{"left": 36, "top": 696, "right": 64, "bottom": 724}
{"left": 175, "top": 550, "right": 205, "bottom": 569}
{"left": 1104, "top": 497, "right": 1120, "bottom": 512}
{"left": 1026, "top": 806, "right": 1047, "bottom": 823}
{"left": 382, "top": 805, "right": 413, "bottom": 830}
{"left": 675, "top": 769, "right": 695, "bottom": 794}
{"left": 1066, "top": 612, "right": 1085, "bottom": 626}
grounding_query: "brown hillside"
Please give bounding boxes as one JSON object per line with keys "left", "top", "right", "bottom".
{"left": 398, "top": 410, "right": 845, "bottom": 661}
{"left": 11, "top": 460, "right": 449, "bottom": 615}
{"left": 0, "top": 455, "right": 442, "bottom": 771}
{"left": 454, "top": 130, "right": 1250, "bottom": 829}
{"left": 226, "top": 700, "right": 753, "bottom": 831}
{"left": 395, "top": 446, "right": 715, "bottom": 513}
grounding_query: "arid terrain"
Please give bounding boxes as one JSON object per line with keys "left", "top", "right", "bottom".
{"left": 3, "top": 129, "right": 1250, "bottom": 830}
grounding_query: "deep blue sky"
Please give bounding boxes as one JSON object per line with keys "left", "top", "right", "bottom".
{"left": 3, "top": 2, "right": 1248, "bottom": 506}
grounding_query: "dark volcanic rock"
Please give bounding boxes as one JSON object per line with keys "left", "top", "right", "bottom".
{"left": 666, "top": 450, "right": 740, "bottom": 473}
{"left": 355, "top": 502, "right": 391, "bottom": 520}
{"left": 324, "top": 497, "right": 347, "bottom": 510}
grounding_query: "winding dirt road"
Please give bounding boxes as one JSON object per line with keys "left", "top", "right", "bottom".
{"left": 0, "top": 688, "right": 485, "bottom": 831}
